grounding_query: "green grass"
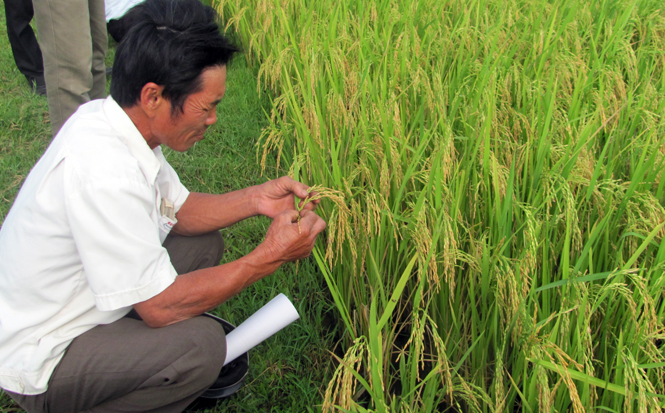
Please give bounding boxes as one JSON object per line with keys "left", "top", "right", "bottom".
{"left": 0, "top": 26, "right": 50, "bottom": 222}
{"left": 0, "top": 3, "right": 336, "bottom": 412}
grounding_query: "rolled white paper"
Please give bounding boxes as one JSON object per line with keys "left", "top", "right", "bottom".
{"left": 223, "top": 293, "right": 300, "bottom": 366}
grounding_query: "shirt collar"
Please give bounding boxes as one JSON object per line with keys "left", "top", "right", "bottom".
{"left": 102, "top": 96, "right": 162, "bottom": 183}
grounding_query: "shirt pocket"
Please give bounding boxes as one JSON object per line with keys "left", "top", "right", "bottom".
{"left": 158, "top": 198, "right": 178, "bottom": 243}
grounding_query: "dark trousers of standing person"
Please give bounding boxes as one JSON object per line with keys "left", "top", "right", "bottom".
{"left": 32, "top": 0, "right": 107, "bottom": 136}
{"left": 4, "top": 0, "right": 46, "bottom": 93}
{"left": 6, "top": 231, "right": 227, "bottom": 413}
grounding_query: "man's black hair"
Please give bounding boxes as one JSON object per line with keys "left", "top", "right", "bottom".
{"left": 110, "top": 0, "right": 239, "bottom": 114}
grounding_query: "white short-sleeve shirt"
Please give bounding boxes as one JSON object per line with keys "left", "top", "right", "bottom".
{"left": 0, "top": 97, "right": 189, "bottom": 395}
{"left": 105, "top": 0, "right": 144, "bottom": 21}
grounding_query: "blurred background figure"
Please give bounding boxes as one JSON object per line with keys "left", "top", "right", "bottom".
{"left": 4, "top": 0, "right": 46, "bottom": 96}
{"left": 33, "top": 0, "right": 107, "bottom": 136}
{"left": 106, "top": 0, "right": 143, "bottom": 43}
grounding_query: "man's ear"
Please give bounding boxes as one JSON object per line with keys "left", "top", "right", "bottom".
{"left": 139, "top": 83, "right": 166, "bottom": 117}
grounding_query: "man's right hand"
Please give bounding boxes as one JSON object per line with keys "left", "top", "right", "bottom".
{"left": 260, "top": 209, "right": 326, "bottom": 264}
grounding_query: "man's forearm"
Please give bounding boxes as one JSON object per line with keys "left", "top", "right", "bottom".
{"left": 133, "top": 245, "right": 281, "bottom": 327}
{"left": 172, "top": 188, "right": 260, "bottom": 236}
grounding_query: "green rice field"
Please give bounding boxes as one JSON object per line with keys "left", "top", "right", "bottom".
{"left": 216, "top": 0, "right": 665, "bottom": 411}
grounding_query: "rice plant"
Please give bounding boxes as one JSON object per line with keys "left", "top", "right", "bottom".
{"left": 216, "top": 0, "right": 665, "bottom": 411}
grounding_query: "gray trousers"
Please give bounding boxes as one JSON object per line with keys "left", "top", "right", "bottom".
{"left": 7, "top": 231, "right": 226, "bottom": 413}
{"left": 32, "top": 0, "right": 107, "bottom": 136}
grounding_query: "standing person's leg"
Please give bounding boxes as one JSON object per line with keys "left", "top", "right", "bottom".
{"left": 88, "top": 0, "right": 107, "bottom": 100}
{"left": 4, "top": 0, "right": 46, "bottom": 93}
{"left": 33, "top": 0, "right": 107, "bottom": 136}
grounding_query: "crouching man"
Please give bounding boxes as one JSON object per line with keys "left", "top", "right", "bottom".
{"left": 0, "top": 0, "right": 326, "bottom": 411}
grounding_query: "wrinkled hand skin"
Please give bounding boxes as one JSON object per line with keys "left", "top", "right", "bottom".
{"left": 255, "top": 176, "right": 320, "bottom": 219}
{"left": 261, "top": 209, "right": 326, "bottom": 263}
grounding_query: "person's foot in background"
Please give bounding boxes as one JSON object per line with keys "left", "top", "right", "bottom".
{"left": 26, "top": 74, "right": 47, "bottom": 96}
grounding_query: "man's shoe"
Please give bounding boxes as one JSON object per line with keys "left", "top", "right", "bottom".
{"left": 26, "top": 75, "right": 47, "bottom": 96}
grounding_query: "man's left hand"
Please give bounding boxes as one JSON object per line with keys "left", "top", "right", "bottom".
{"left": 255, "top": 176, "right": 320, "bottom": 219}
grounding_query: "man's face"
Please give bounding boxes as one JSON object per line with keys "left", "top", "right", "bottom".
{"left": 152, "top": 65, "right": 227, "bottom": 151}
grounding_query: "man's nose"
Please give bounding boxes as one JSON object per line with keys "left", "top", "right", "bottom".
{"left": 205, "top": 110, "right": 217, "bottom": 126}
